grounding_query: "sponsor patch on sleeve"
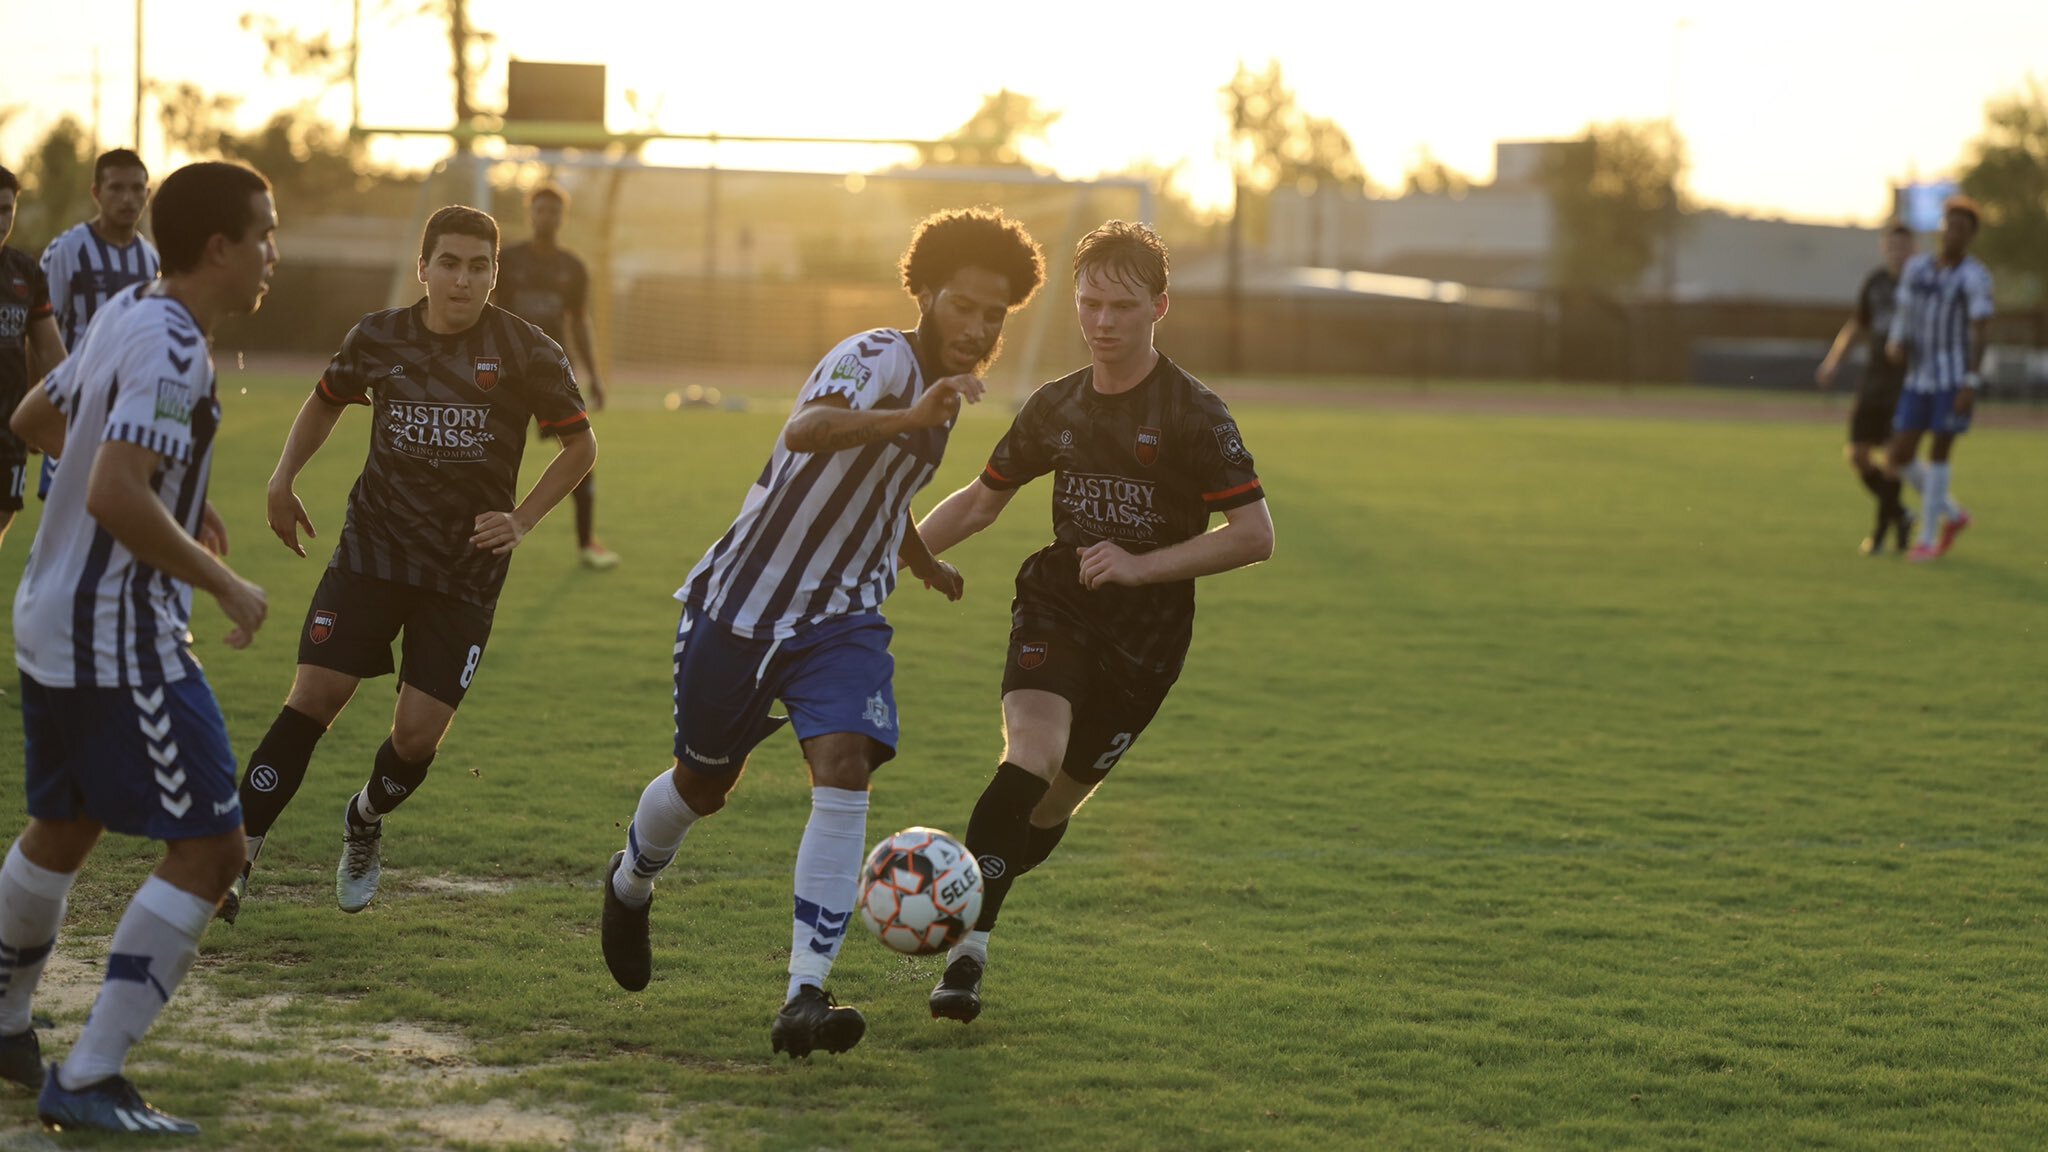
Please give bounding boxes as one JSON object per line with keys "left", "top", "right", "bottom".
{"left": 154, "top": 377, "right": 194, "bottom": 425}
{"left": 1213, "top": 421, "right": 1252, "bottom": 466}
{"left": 828, "top": 353, "right": 874, "bottom": 393}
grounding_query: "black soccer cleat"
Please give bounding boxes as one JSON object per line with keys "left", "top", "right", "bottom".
{"left": 600, "top": 851, "right": 652, "bottom": 992}
{"left": 216, "top": 865, "right": 250, "bottom": 925}
{"left": 771, "top": 986, "right": 865, "bottom": 1058}
{"left": 0, "top": 1018, "right": 49, "bottom": 1092}
{"left": 929, "top": 954, "right": 984, "bottom": 1023}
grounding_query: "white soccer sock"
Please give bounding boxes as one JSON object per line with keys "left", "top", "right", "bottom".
{"left": 1902, "top": 460, "right": 1928, "bottom": 496}
{"left": 60, "top": 876, "right": 213, "bottom": 1088}
{"left": 1922, "top": 464, "right": 1951, "bottom": 546}
{"left": 350, "top": 790, "right": 381, "bottom": 826}
{"left": 612, "top": 769, "right": 705, "bottom": 906}
{"left": 0, "top": 842, "right": 79, "bottom": 1034}
{"left": 785, "top": 787, "right": 869, "bottom": 1001}
{"left": 948, "top": 929, "right": 991, "bottom": 967}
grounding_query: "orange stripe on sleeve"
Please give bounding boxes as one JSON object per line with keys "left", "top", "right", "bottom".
{"left": 1201, "top": 478, "right": 1262, "bottom": 503}
{"left": 982, "top": 463, "right": 1015, "bottom": 486}
{"left": 539, "top": 411, "right": 590, "bottom": 432}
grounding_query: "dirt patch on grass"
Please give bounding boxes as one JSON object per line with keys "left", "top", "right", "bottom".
{"left": 17, "top": 920, "right": 701, "bottom": 1149}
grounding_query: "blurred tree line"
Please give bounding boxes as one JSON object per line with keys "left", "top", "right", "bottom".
{"left": 1959, "top": 76, "right": 2048, "bottom": 306}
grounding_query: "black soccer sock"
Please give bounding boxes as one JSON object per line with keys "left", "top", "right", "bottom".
{"left": 1878, "top": 475, "right": 1906, "bottom": 529}
{"left": 1856, "top": 464, "right": 1888, "bottom": 500}
{"left": 361, "top": 738, "right": 435, "bottom": 817}
{"left": 238, "top": 707, "right": 329, "bottom": 839}
{"left": 572, "top": 472, "right": 596, "bottom": 549}
{"left": 965, "top": 763, "right": 1051, "bottom": 932}
{"left": 1013, "top": 818, "right": 1070, "bottom": 877}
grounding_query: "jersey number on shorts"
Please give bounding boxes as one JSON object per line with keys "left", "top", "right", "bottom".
{"left": 460, "top": 645, "right": 482, "bottom": 689}
{"left": 1092, "top": 732, "right": 1134, "bottom": 775}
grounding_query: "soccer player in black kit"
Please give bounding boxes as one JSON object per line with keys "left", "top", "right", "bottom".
{"left": 0, "top": 165, "right": 67, "bottom": 550}
{"left": 913, "top": 221, "right": 1275, "bottom": 1021}
{"left": 219, "top": 205, "right": 595, "bottom": 921}
{"left": 492, "top": 184, "right": 615, "bottom": 568}
{"left": 1816, "top": 221, "right": 1915, "bottom": 554}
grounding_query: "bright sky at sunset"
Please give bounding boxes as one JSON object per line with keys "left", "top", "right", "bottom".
{"left": 4, "top": 0, "right": 2042, "bottom": 224}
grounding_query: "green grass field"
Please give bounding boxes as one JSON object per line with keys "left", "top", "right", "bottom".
{"left": 0, "top": 375, "right": 2044, "bottom": 1151}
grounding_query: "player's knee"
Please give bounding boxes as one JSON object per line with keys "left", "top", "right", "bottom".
{"left": 999, "top": 740, "right": 1064, "bottom": 783}
{"left": 165, "top": 834, "right": 247, "bottom": 897}
{"left": 19, "top": 818, "right": 102, "bottom": 873}
{"left": 286, "top": 676, "right": 353, "bottom": 724}
{"left": 809, "top": 751, "right": 873, "bottom": 792}
{"left": 389, "top": 726, "right": 444, "bottom": 764}
{"left": 671, "top": 759, "right": 737, "bottom": 816}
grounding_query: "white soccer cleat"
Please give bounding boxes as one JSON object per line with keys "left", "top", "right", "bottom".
{"left": 336, "top": 810, "right": 384, "bottom": 913}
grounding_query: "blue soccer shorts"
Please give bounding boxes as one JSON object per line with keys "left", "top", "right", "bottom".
{"left": 670, "top": 606, "right": 900, "bottom": 774}
{"left": 1893, "top": 387, "right": 1972, "bottom": 436}
{"left": 20, "top": 671, "right": 243, "bottom": 840}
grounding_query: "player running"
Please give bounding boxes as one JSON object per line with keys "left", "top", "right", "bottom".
{"left": 0, "top": 166, "right": 66, "bottom": 549}
{"left": 598, "top": 208, "right": 1044, "bottom": 1058}
{"left": 913, "top": 221, "right": 1274, "bottom": 1023}
{"left": 35, "top": 149, "right": 159, "bottom": 502}
{"left": 1816, "top": 221, "right": 1915, "bottom": 555}
{"left": 222, "top": 205, "right": 595, "bottom": 922}
{"left": 492, "top": 184, "right": 616, "bottom": 568}
{"left": 1, "top": 161, "right": 276, "bottom": 1135}
{"left": 1885, "top": 195, "right": 1993, "bottom": 562}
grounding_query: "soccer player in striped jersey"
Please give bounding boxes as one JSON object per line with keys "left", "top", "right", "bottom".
{"left": 1816, "top": 222, "right": 1915, "bottom": 554}
{"left": 0, "top": 165, "right": 67, "bottom": 548}
{"left": 36, "top": 150, "right": 159, "bottom": 502}
{"left": 598, "top": 208, "right": 1045, "bottom": 1058}
{"left": 222, "top": 206, "right": 595, "bottom": 922}
{"left": 1885, "top": 195, "right": 1993, "bottom": 562}
{"left": 914, "top": 221, "right": 1275, "bottom": 1023}
{"left": 492, "top": 184, "right": 616, "bottom": 568}
{"left": 1, "top": 161, "right": 276, "bottom": 1135}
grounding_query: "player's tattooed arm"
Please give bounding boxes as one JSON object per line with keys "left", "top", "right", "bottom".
{"left": 783, "top": 375, "right": 985, "bottom": 454}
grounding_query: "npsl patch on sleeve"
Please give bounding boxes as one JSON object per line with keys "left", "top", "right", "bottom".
{"left": 1213, "top": 421, "right": 1252, "bottom": 466}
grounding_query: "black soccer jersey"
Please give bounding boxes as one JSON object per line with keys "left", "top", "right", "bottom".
{"left": 980, "top": 354, "right": 1264, "bottom": 681}
{"left": 1854, "top": 266, "right": 1904, "bottom": 396}
{"left": 0, "top": 245, "right": 53, "bottom": 429}
{"left": 314, "top": 301, "right": 588, "bottom": 605}
{"left": 492, "top": 242, "right": 588, "bottom": 347}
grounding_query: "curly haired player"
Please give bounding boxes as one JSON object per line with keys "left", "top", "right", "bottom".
{"left": 599, "top": 207, "right": 1044, "bottom": 1058}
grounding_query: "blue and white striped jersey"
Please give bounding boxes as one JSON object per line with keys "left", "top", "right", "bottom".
{"left": 40, "top": 222, "right": 161, "bottom": 351}
{"left": 678, "top": 328, "right": 949, "bottom": 639}
{"left": 1888, "top": 253, "right": 1995, "bottom": 393}
{"left": 14, "top": 284, "right": 219, "bottom": 688}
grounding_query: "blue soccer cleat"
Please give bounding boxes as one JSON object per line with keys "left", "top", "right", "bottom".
{"left": 37, "top": 1067, "right": 200, "bottom": 1134}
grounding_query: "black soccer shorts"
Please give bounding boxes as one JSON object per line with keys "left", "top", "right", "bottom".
{"left": 0, "top": 432, "right": 28, "bottom": 513}
{"left": 296, "top": 567, "right": 496, "bottom": 708}
{"left": 1000, "top": 622, "right": 1176, "bottom": 786}
{"left": 1850, "top": 387, "right": 1903, "bottom": 446}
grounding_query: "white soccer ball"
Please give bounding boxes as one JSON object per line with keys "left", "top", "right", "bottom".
{"left": 858, "top": 827, "right": 983, "bottom": 956}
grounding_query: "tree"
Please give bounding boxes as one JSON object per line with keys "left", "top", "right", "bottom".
{"left": 1958, "top": 77, "right": 2048, "bottom": 305}
{"left": 1403, "top": 149, "right": 1472, "bottom": 198}
{"left": 1539, "top": 120, "right": 1688, "bottom": 293}
{"left": 916, "top": 89, "right": 1060, "bottom": 170}
{"left": 13, "top": 117, "right": 95, "bottom": 254}
{"left": 1222, "top": 61, "right": 1368, "bottom": 198}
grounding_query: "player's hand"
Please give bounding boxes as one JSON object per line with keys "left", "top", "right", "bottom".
{"left": 471, "top": 509, "right": 528, "bottom": 556}
{"left": 912, "top": 558, "right": 964, "bottom": 602}
{"left": 212, "top": 574, "right": 267, "bottom": 650}
{"left": 1077, "top": 542, "right": 1149, "bottom": 590}
{"left": 1886, "top": 340, "right": 1906, "bottom": 367}
{"left": 587, "top": 375, "right": 608, "bottom": 413}
{"left": 1815, "top": 361, "right": 1838, "bottom": 389}
{"left": 197, "top": 501, "right": 229, "bottom": 556}
{"left": 1955, "top": 388, "right": 1977, "bottom": 418}
{"left": 907, "top": 375, "right": 985, "bottom": 430}
{"left": 266, "top": 482, "right": 315, "bottom": 558}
